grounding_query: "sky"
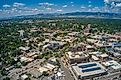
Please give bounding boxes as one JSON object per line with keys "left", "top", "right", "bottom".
{"left": 0, "top": 0, "right": 121, "bottom": 18}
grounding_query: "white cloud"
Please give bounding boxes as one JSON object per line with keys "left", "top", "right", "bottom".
{"left": 81, "top": 6, "right": 86, "bottom": 9}
{"left": 88, "top": 5, "right": 92, "bottom": 7}
{"left": 46, "top": 8, "right": 52, "bottom": 10}
{"left": 92, "top": 7, "right": 101, "bottom": 12}
{"left": 70, "top": 2, "right": 74, "bottom": 4}
{"left": 3, "top": 4, "right": 11, "bottom": 8}
{"left": 111, "top": 2, "right": 115, "bottom": 6}
{"left": 111, "top": 0, "right": 121, "bottom": 2}
{"left": 88, "top": 1, "right": 91, "bottom": 3}
{"left": 104, "top": 0, "right": 110, "bottom": 4}
{"left": 95, "top": 7, "right": 99, "bottom": 9}
{"left": 11, "top": 8, "right": 17, "bottom": 11}
{"left": 72, "top": 5, "right": 74, "bottom": 7}
{"left": 39, "top": 3, "right": 54, "bottom": 6}
{"left": 62, "top": 5, "right": 68, "bottom": 8}
{"left": 13, "top": 2, "right": 25, "bottom": 7}
{"left": 104, "top": 0, "right": 121, "bottom": 4}
{"left": 56, "top": 9, "right": 63, "bottom": 12}
{"left": 115, "top": 3, "right": 121, "bottom": 7}
{"left": 33, "top": 8, "right": 38, "bottom": 11}
{"left": 104, "top": 0, "right": 121, "bottom": 11}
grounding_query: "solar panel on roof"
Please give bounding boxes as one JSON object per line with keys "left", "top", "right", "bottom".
{"left": 82, "top": 67, "right": 101, "bottom": 73}
{"left": 79, "top": 63, "right": 97, "bottom": 68}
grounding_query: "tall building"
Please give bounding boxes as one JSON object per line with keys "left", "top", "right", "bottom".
{"left": 18, "top": 30, "right": 24, "bottom": 38}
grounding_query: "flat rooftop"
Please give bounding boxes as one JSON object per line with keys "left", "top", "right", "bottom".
{"left": 67, "top": 52, "right": 89, "bottom": 59}
{"left": 72, "top": 62, "right": 107, "bottom": 78}
{"left": 102, "top": 60, "right": 121, "bottom": 70}
{"left": 112, "top": 42, "right": 121, "bottom": 47}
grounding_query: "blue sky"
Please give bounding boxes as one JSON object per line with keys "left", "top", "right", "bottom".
{"left": 0, "top": 0, "right": 104, "bottom": 7}
{"left": 0, "top": 0, "right": 121, "bottom": 18}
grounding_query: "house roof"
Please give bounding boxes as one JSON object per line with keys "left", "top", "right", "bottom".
{"left": 91, "top": 55, "right": 99, "bottom": 61}
{"left": 21, "top": 74, "right": 28, "bottom": 79}
{"left": 29, "top": 69, "right": 42, "bottom": 78}
{"left": 67, "top": 52, "right": 88, "bottom": 59}
{"left": 100, "top": 54, "right": 108, "bottom": 58}
{"left": 38, "top": 67, "right": 49, "bottom": 73}
{"left": 112, "top": 42, "right": 121, "bottom": 47}
{"left": 19, "top": 46, "right": 30, "bottom": 51}
{"left": 103, "top": 60, "right": 121, "bottom": 70}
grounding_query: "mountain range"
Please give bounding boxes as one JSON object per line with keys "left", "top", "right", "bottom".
{"left": 1, "top": 12, "right": 121, "bottom": 20}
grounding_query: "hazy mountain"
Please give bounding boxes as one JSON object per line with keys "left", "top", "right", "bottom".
{"left": 61, "top": 12, "right": 121, "bottom": 18}
{"left": 1, "top": 12, "right": 121, "bottom": 20}
{"left": 13, "top": 12, "right": 121, "bottom": 19}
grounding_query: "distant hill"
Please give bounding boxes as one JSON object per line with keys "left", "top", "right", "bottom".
{"left": 1, "top": 12, "right": 121, "bottom": 20}
{"left": 61, "top": 12, "right": 121, "bottom": 19}
{"left": 14, "top": 12, "right": 121, "bottom": 19}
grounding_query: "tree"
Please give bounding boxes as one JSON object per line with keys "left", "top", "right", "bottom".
{"left": 36, "top": 54, "right": 43, "bottom": 59}
{"left": 42, "top": 71, "right": 49, "bottom": 76}
{"left": 21, "top": 62, "right": 27, "bottom": 66}
{"left": 0, "top": 68, "right": 7, "bottom": 76}
{"left": 3, "top": 77, "right": 10, "bottom": 80}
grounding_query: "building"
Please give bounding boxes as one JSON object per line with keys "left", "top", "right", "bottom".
{"left": 18, "top": 30, "right": 24, "bottom": 38}
{"left": 90, "top": 35, "right": 103, "bottom": 40}
{"left": 25, "top": 50, "right": 40, "bottom": 59}
{"left": 29, "top": 69, "right": 42, "bottom": 78}
{"left": 70, "top": 62, "right": 107, "bottom": 80}
{"left": 100, "top": 60, "right": 121, "bottom": 80}
{"left": 91, "top": 55, "right": 99, "bottom": 61}
{"left": 38, "top": 67, "right": 49, "bottom": 73}
{"left": 48, "top": 57, "right": 58, "bottom": 65}
{"left": 44, "top": 63, "right": 56, "bottom": 72}
{"left": 110, "top": 34, "right": 121, "bottom": 40}
{"left": 42, "top": 41, "right": 65, "bottom": 51}
{"left": 87, "top": 39, "right": 98, "bottom": 44}
{"left": 42, "top": 33, "right": 53, "bottom": 38}
{"left": 99, "top": 53, "right": 109, "bottom": 61}
{"left": 62, "top": 36, "right": 75, "bottom": 43}
{"left": 86, "top": 45, "right": 95, "bottom": 51}
{"left": 64, "top": 52, "right": 89, "bottom": 64}
{"left": 112, "top": 42, "right": 121, "bottom": 48}
{"left": 69, "top": 43, "right": 86, "bottom": 52}
{"left": 20, "top": 56, "right": 33, "bottom": 63}
{"left": 21, "top": 74, "right": 28, "bottom": 80}
{"left": 94, "top": 41, "right": 112, "bottom": 48}
{"left": 19, "top": 46, "right": 30, "bottom": 51}
{"left": 38, "top": 63, "right": 56, "bottom": 74}
{"left": 106, "top": 48, "right": 121, "bottom": 61}
{"left": 68, "top": 32, "right": 79, "bottom": 37}
{"left": 89, "top": 52, "right": 109, "bottom": 61}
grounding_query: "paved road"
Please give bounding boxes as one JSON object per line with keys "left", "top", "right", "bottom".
{"left": 58, "top": 58, "right": 74, "bottom": 80}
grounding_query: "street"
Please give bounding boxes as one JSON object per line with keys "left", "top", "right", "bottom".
{"left": 58, "top": 58, "right": 75, "bottom": 80}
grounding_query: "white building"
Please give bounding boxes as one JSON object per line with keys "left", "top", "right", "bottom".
{"left": 21, "top": 74, "right": 28, "bottom": 80}
{"left": 71, "top": 62, "right": 107, "bottom": 80}
{"left": 100, "top": 60, "right": 121, "bottom": 80}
